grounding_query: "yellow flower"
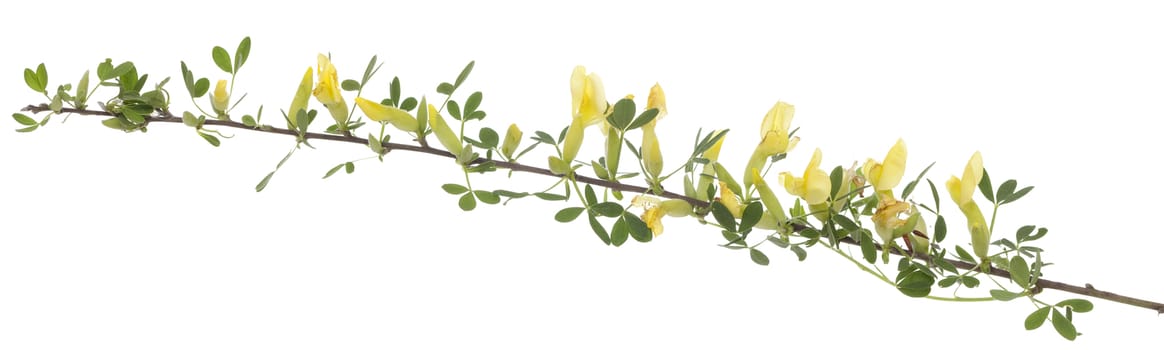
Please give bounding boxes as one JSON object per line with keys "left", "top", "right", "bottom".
{"left": 862, "top": 138, "right": 908, "bottom": 196}
{"left": 646, "top": 83, "right": 667, "bottom": 121}
{"left": 287, "top": 67, "right": 313, "bottom": 129}
{"left": 426, "top": 104, "right": 462, "bottom": 155}
{"left": 571, "top": 65, "right": 607, "bottom": 125}
{"left": 744, "top": 101, "right": 798, "bottom": 188}
{"left": 501, "top": 123, "right": 523, "bottom": 159}
{"left": 632, "top": 195, "right": 692, "bottom": 237}
{"left": 641, "top": 83, "right": 668, "bottom": 180}
{"left": 779, "top": 148, "right": 832, "bottom": 205}
{"left": 718, "top": 181, "right": 744, "bottom": 218}
{"left": 872, "top": 197, "right": 913, "bottom": 243}
{"left": 355, "top": 97, "right": 418, "bottom": 133}
{"left": 312, "top": 54, "right": 350, "bottom": 129}
{"left": 946, "top": 151, "right": 990, "bottom": 259}
{"left": 210, "top": 79, "right": 229, "bottom": 115}
{"left": 560, "top": 66, "right": 607, "bottom": 168}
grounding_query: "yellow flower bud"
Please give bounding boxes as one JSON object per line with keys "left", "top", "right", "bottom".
{"left": 312, "top": 54, "right": 349, "bottom": 129}
{"left": 642, "top": 124, "right": 663, "bottom": 180}
{"left": 210, "top": 79, "right": 229, "bottom": 115}
{"left": 646, "top": 83, "right": 667, "bottom": 122}
{"left": 355, "top": 97, "right": 418, "bottom": 133}
{"left": 778, "top": 148, "right": 832, "bottom": 205}
{"left": 750, "top": 168, "right": 789, "bottom": 226}
{"left": 695, "top": 130, "right": 726, "bottom": 201}
{"left": 561, "top": 116, "right": 585, "bottom": 164}
{"left": 947, "top": 151, "right": 990, "bottom": 259}
{"left": 426, "top": 104, "right": 462, "bottom": 155}
{"left": 287, "top": 67, "right": 313, "bottom": 129}
{"left": 501, "top": 123, "right": 523, "bottom": 159}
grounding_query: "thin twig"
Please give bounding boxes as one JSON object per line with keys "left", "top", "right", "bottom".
{"left": 20, "top": 104, "right": 1164, "bottom": 314}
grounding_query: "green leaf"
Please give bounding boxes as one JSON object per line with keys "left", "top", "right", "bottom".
{"left": 739, "top": 202, "right": 763, "bottom": 232}
{"left": 341, "top": 79, "right": 360, "bottom": 91}
{"left": 896, "top": 270, "right": 934, "bottom": 298}
{"left": 624, "top": 213, "right": 653, "bottom": 242}
{"left": 534, "top": 192, "right": 567, "bottom": 201}
{"left": 361, "top": 55, "right": 379, "bottom": 86}
{"left": 242, "top": 115, "right": 257, "bottom": 127}
{"left": 989, "top": 289, "right": 1022, "bottom": 301}
{"left": 610, "top": 217, "right": 629, "bottom": 247}
{"left": 1051, "top": 309, "right": 1077, "bottom": 341}
{"left": 436, "top": 82, "right": 455, "bottom": 95}
{"left": 790, "top": 245, "right": 807, "bottom": 261}
{"left": 389, "top": 77, "right": 402, "bottom": 107}
{"left": 459, "top": 192, "right": 477, "bottom": 211}
{"left": 212, "top": 46, "right": 233, "bottom": 73}
{"left": 475, "top": 190, "right": 501, "bottom": 204}
{"left": 447, "top": 100, "right": 462, "bottom": 120}
{"left": 833, "top": 215, "right": 859, "bottom": 232}
{"left": 1025, "top": 306, "right": 1052, "bottom": 330}
{"left": 400, "top": 97, "right": 418, "bottom": 111}
{"left": 583, "top": 185, "right": 599, "bottom": 206}
{"left": 13, "top": 113, "right": 37, "bottom": 126}
{"left": 255, "top": 172, "right": 274, "bottom": 192}
{"left": 709, "top": 202, "right": 737, "bottom": 232}
{"left": 901, "top": 162, "right": 935, "bottom": 199}
{"left": 996, "top": 179, "right": 1017, "bottom": 203}
{"left": 24, "top": 67, "right": 45, "bottom": 93}
{"left": 234, "top": 37, "right": 252, "bottom": 72}
{"left": 465, "top": 91, "right": 483, "bottom": 114}
{"left": 605, "top": 98, "right": 635, "bottom": 130}
{"left": 199, "top": 132, "right": 221, "bottom": 147}
{"left": 749, "top": 249, "right": 770, "bottom": 266}
{"left": 934, "top": 215, "right": 947, "bottom": 242}
{"left": 1010, "top": 255, "right": 1030, "bottom": 289}
{"left": 36, "top": 63, "right": 47, "bottom": 90}
{"left": 15, "top": 125, "right": 38, "bottom": 133}
{"left": 193, "top": 78, "right": 210, "bottom": 98}
{"left": 954, "top": 245, "right": 976, "bottom": 263}
{"left": 588, "top": 214, "right": 611, "bottom": 245}
{"left": 1015, "top": 225, "right": 1036, "bottom": 243}
{"left": 978, "top": 169, "right": 995, "bottom": 203}
{"left": 860, "top": 231, "right": 877, "bottom": 264}
{"left": 479, "top": 127, "right": 499, "bottom": 148}
{"left": 962, "top": 276, "right": 981, "bottom": 288}
{"left": 454, "top": 60, "right": 475, "bottom": 88}
{"left": 109, "top": 62, "right": 133, "bottom": 80}
{"left": 1001, "top": 186, "right": 1034, "bottom": 204}
{"left": 323, "top": 163, "right": 345, "bottom": 179}
{"left": 441, "top": 183, "right": 469, "bottom": 195}
{"left": 344, "top": 162, "right": 355, "bottom": 174}
{"left": 767, "top": 236, "right": 789, "bottom": 248}
{"left": 927, "top": 178, "right": 941, "bottom": 213}
{"left": 1056, "top": 299, "right": 1094, "bottom": 313}
{"left": 627, "top": 107, "right": 659, "bottom": 130}
{"left": 555, "top": 207, "right": 585, "bottom": 223}
{"left": 829, "top": 166, "right": 843, "bottom": 199}
{"left": 76, "top": 70, "right": 90, "bottom": 105}
{"left": 591, "top": 202, "right": 624, "bottom": 218}
{"left": 938, "top": 276, "right": 958, "bottom": 288}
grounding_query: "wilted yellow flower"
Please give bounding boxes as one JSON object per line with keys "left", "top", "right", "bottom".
{"left": 779, "top": 148, "right": 832, "bottom": 205}
{"left": 355, "top": 97, "right": 418, "bottom": 133}
{"left": 427, "top": 104, "right": 462, "bottom": 155}
{"left": 313, "top": 54, "right": 350, "bottom": 129}
{"left": 862, "top": 138, "right": 908, "bottom": 195}
{"left": 632, "top": 195, "right": 692, "bottom": 237}
{"left": 501, "top": 123, "right": 523, "bottom": 159}
{"left": 287, "top": 67, "right": 313, "bottom": 129}
{"left": 744, "top": 101, "right": 798, "bottom": 188}
{"left": 211, "top": 79, "right": 229, "bottom": 115}
{"left": 947, "top": 151, "right": 990, "bottom": 259}
{"left": 872, "top": 197, "right": 913, "bottom": 243}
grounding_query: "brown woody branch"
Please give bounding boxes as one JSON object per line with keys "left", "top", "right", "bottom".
{"left": 20, "top": 104, "right": 1164, "bottom": 315}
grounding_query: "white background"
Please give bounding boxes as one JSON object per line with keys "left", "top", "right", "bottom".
{"left": 2, "top": 1, "right": 1162, "bottom": 349}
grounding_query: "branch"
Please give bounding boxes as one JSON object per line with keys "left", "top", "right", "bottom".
{"left": 21, "top": 103, "right": 1164, "bottom": 315}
